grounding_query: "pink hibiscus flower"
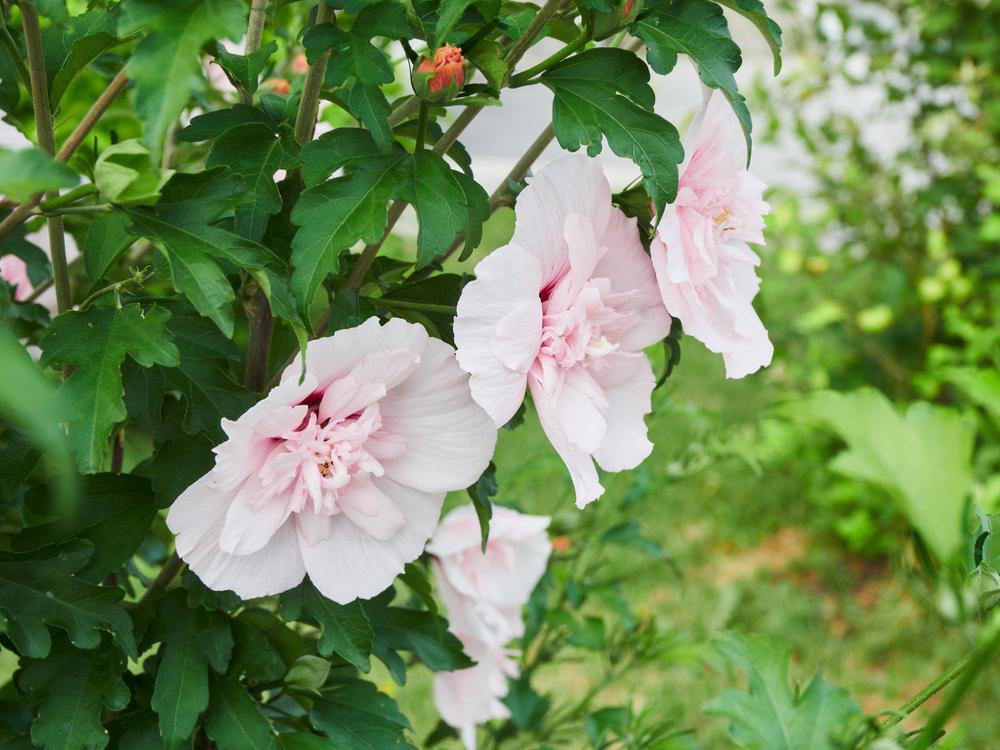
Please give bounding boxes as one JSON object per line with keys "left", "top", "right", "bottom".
{"left": 167, "top": 317, "right": 497, "bottom": 603}
{"left": 454, "top": 156, "right": 671, "bottom": 508}
{"left": 650, "top": 89, "right": 773, "bottom": 378}
{"left": 429, "top": 505, "right": 551, "bottom": 748}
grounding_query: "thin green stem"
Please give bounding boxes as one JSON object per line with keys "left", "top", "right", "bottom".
{"left": 414, "top": 101, "right": 429, "bottom": 152}
{"left": 909, "top": 624, "right": 1000, "bottom": 750}
{"left": 367, "top": 297, "right": 456, "bottom": 315}
{"left": 37, "top": 203, "right": 111, "bottom": 217}
{"left": 135, "top": 552, "right": 184, "bottom": 608}
{"left": 388, "top": 95, "right": 421, "bottom": 126}
{"left": 21, "top": 2, "right": 71, "bottom": 313}
{"left": 38, "top": 183, "right": 98, "bottom": 211}
{"left": 879, "top": 653, "right": 974, "bottom": 733}
{"left": 510, "top": 30, "right": 588, "bottom": 86}
{"left": 502, "top": 0, "right": 565, "bottom": 85}
{"left": 294, "top": 2, "right": 336, "bottom": 145}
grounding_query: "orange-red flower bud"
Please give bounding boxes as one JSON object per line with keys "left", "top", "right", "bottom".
{"left": 552, "top": 536, "right": 572, "bottom": 553}
{"left": 292, "top": 53, "right": 309, "bottom": 74}
{"left": 412, "top": 44, "right": 466, "bottom": 103}
{"left": 264, "top": 77, "right": 290, "bottom": 95}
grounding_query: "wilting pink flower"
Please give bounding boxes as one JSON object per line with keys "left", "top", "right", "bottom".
{"left": 454, "top": 156, "right": 671, "bottom": 508}
{"left": 430, "top": 505, "right": 551, "bottom": 749}
{"left": 1, "top": 255, "right": 31, "bottom": 301}
{"left": 650, "top": 89, "right": 772, "bottom": 378}
{"left": 167, "top": 317, "right": 497, "bottom": 603}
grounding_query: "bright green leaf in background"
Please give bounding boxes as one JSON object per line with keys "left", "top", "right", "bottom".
{"left": 713, "top": 0, "right": 782, "bottom": 74}
{"left": 94, "top": 139, "right": 174, "bottom": 206}
{"left": 0, "top": 148, "right": 78, "bottom": 202}
{"left": 707, "top": 632, "right": 859, "bottom": 750}
{"left": 794, "top": 389, "right": 975, "bottom": 563}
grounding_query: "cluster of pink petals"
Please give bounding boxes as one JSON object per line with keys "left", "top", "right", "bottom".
{"left": 650, "top": 90, "right": 773, "bottom": 378}
{"left": 167, "top": 318, "right": 496, "bottom": 604}
{"left": 428, "top": 505, "right": 551, "bottom": 749}
{"left": 0, "top": 255, "right": 31, "bottom": 300}
{"left": 454, "top": 156, "right": 671, "bottom": 508}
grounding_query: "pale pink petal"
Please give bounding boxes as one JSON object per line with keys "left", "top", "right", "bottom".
{"left": 511, "top": 156, "right": 612, "bottom": 287}
{"left": 379, "top": 338, "right": 497, "bottom": 493}
{"left": 553, "top": 367, "right": 607, "bottom": 454}
{"left": 280, "top": 316, "right": 428, "bottom": 390}
{"left": 454, "top": 243, "right": 542, "bottom": 426}
{"left": 593, "top": 209, "right": 672, "bottom": 351}
{"left": 298, "top": 478, "right": 443, "bottom": 604}
{"left": 167, "top": 474, "right": 306, "bottom": 599}
{"left": 338, "top": 475, "right": 406, "bottom": 540}
{"left": 529, "top": 377, "right": 603, "bottom": 508}
{"left": 592, "top": 353, "right": 656, "bottom": 472}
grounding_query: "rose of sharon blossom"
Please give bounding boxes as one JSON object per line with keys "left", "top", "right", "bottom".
{"left": 429, "top": 505, "right": 551, "bottom": 749}
{"left": 650, "top": 90, "right": 773, "bottom": 378}
{"left": 167, "top": 318, "right": 497, "bottom": 603}
{"left": 454, "top": 156, "right": 671, "bottom": 508}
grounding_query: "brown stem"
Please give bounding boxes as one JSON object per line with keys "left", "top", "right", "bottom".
{"left": 110, "top": 429, "right": 125, "bottom": 473}
{"left": 135, "top": 551, "right": 184, "bottom": 608}
{"left": 294, "top": 2, "right": 335, "bottom": 145}
{"left": 239, "top": 0, "right": 270, "bottom": 105}
{"left": 0, "top": 69, "right": 128, "bottom": 244}
{"left": 21, "top": 2, "right": 72, "bottom": 313}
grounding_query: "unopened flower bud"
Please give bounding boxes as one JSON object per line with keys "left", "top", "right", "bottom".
{"left": 292, "top": 53, "right": 309, "bottom": 74}
{"left": 265, "top": 78, "right": 291, "bottom": 95}
{"left": 412, "top": 44, "right": 466, "bottom": 103}
{"left": 593, "top": 0, "right": 644, "bottom": 40}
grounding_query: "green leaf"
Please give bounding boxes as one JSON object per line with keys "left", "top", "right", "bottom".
{"left": 43, "top": 7, "right": 124, "bottom": 106}
{"left": 467, "top": 462, "right": 497, "bottom": 552}
{"left": 277, "top": 734, "right": 334, "bottom": 750}
{"left": 399, "top": 151, "right": 468, "bottom": 268}
{"left": 178, "top": 104, "right": 278, "bottom": 143}
{"left": 213, "top": 39, "right": 278, "bottom": 95}
{"left": 503, "top": 675, "right": 550, "bottom": 730}
{"left": 230, "top": 616, "right": 288, "bottom": 683}
{"left": 351, "top": 1, "right": 411, "bottom": 40}
{"left": 304, "top": 24, "right": 394, "bottom": 86}
{"left": 713, "top": 0, "right": 782, "bottom": 74}
{"left": 941, "top": 367, "right": 1000, "bottom": 424}
{"left": 151, "top": 589, "right": 234, "bottom": 746}
{"left": 794, "top": 389, "right": 974, "bottom": 562}
{"left": 634, "top": 0, "right": 752, "bottom": 154}
{"left": 466, "top": 40, "right": 507, "bottom": 91}
{"left": 280, "top": 582, "right": 373, "bottom": 672}
{"left": 0, "top": 542, "right": 136, "bottom": 659}
{"left": 207, "top": 123, "right": 298, "bottom": 241}
{"left": 364, "top": 590, "right": 473, "bottom": 684}
{"left": 126, "top": 210, "right": 236, "bottom": 337}
{"left": 15, "top": 473, "right": 157, "bottom": 583}
{"left": 290, "top": 153, "right": 407, "bottom": 312}
{"left": 19, "top": 636, "right": 130, "bottom": 750}
{"left": 309, "top": 679, "right": 415, "bottom": 750}
{"left": 341, "top": 82, "right": 394, "bottom": 152}
{"left": 94, "top": 139, "right": 174, "bottom": 206}
{"left": 82, "top": 212, "right": 134, "bottom": 283}
{"left": 541, "top": 48, "right": 683, "bottom": 218}
{"left": 602, "top": 520, "right": 667, "bottom": 560}
{"left": 299, "top": 128, "right": 384, "bottom": 187}
{"left": 204, "top": 674, "right": 277, "bottom": 750}
{"left": 434, "top": 0, "right": 476, "bottom": 44}
{"left": 39, "top": 303, "right": 180, "bottom": 473}
{"left": 706, "top": 632, "right": 859, "bottom": 750}
{"left": 119, "top": 0, "right": 247, "bottom": 156}
{"left": 0, "top": 148, "right": 79, "bottom": 201}
{"left": 283, "top": 655, "right": 332, "bottom": 694}
{"left": 157, "top": 307, "right": 254, "bottom": 441}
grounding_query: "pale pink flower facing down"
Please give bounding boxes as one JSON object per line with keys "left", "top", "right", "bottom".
{"left": 430, "top": 505, "right": 551, "bottom": 749}
{"left": 650, "top": 89, "right": 773, "bottom": 379}
{"left": 167, "top": 317, "right": 497, "bottom": 604}
{"left": 1, "top": 255, "right": 32, "bottom": 301}
{"left": 454, "top": 156, "right": 672, "bottom": 508}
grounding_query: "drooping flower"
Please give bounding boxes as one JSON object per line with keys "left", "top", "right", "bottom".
{"left": 167, "top": 317, "right": 497, "bottom": 604}
{"left": 1, "top": 255, "right": 32, "bottom": 301}
{"left": 429, "top": 505, "right": 551, "bottom": 749}
{"left": 429, "top": 505, "right": 551, "bottom": 645}
{"left": 412, "top": 44, "right": 465, "bottom": 102}
{"left": 649, "top": 89, "right": 773, "bottom": 379}
{"left": 454, "top": 156, "right": 671, "bottom": 508}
